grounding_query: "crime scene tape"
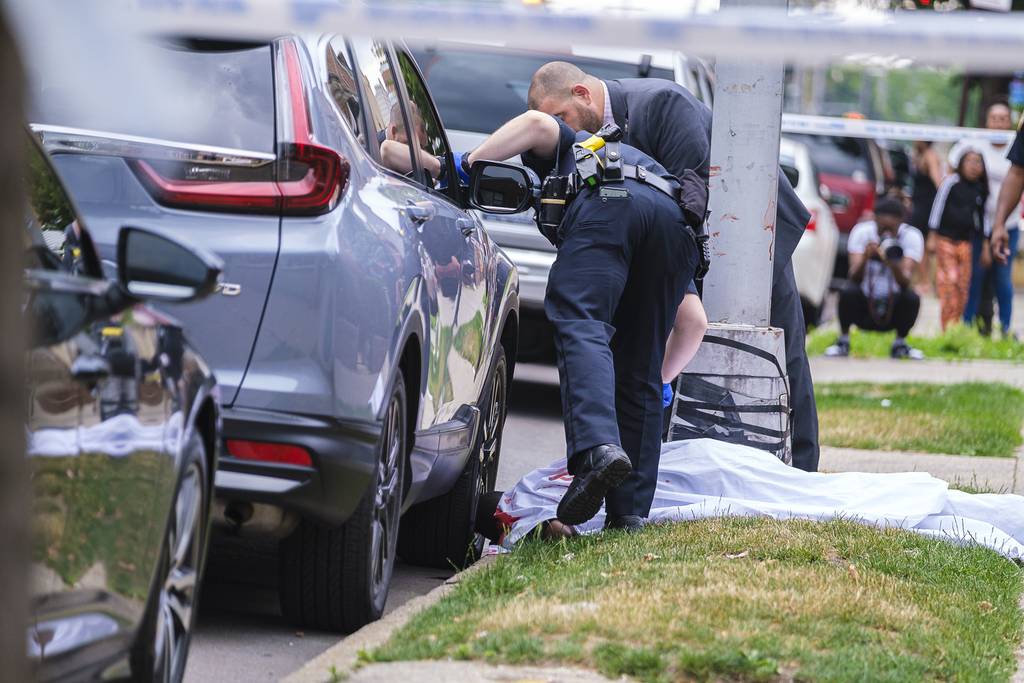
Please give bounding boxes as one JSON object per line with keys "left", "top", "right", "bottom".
{"left": 780, "top": 114, "right": 1016, "bottom": 143}
{"left": 128, "top": 1, "right": 1024, "bottom": 71}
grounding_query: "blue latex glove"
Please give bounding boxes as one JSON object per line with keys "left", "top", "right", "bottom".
{"left": 662, "top": 382, "right": 674, "bottom": 408}
{"left": 453, "top": 151, "right": 472, "bottom": 185}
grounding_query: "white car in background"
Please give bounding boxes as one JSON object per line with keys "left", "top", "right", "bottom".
{"left": 781, "top": 136, "right": 839, "bottom": 327}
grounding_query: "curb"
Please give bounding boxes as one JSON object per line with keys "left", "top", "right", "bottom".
{"left": 282, "top": 555, "right": 497, "bottom": 683}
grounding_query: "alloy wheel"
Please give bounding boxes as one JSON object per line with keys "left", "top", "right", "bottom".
{"left": 153, "top": 461, "right": 204, "bottom": 683}
{"left": 478, "top": 357, "right": 507, "bottom": 496}
{"left": 370, "top": 391, "right": 404, "bottom": 600}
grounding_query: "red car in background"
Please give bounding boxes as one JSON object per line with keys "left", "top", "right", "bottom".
{"left": 787, "top": 133, "right": 891, "bottom": 279}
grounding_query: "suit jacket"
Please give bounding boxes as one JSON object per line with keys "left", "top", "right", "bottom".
{"left": 605, "top": 79, "right": 810, "bottom": 271}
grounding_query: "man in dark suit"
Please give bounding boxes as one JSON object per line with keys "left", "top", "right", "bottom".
{"left": 528, "top": 62, "right": 819, "bottom": 472}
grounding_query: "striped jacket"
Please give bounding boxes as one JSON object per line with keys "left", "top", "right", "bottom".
{"left": 928, "top": 173, "right": 987, "bottom": 241}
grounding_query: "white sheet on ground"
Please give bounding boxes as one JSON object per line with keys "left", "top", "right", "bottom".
{"left": 496, "top": 438, "right": 1024, "bottom": 560}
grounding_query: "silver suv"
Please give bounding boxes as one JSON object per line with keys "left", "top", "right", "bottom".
{"left": 34, "top": 35, "right": 519, "bottom": 633}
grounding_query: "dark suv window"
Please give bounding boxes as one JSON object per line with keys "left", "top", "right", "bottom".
{"left": 409, "top": 45, "right": 673, "bottom": 134}
{"left": 325, "top": 37, "right": 365, "bottom": 142}
{"left": 30, "top": 41, "right": 275, "bottom": 153}
{"left": 787, "top": 134, "right": 873, "bottom": 180}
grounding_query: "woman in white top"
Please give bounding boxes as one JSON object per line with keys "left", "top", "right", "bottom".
{"left": 948, "top": 102, "right": 1019, "bottom": 337}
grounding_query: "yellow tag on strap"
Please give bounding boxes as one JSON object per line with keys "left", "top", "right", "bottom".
{"left": 578, "top": 134, "right": 606, "bottom": 153}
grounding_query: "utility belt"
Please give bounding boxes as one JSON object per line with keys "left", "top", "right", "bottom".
{"left": 537, "top": 123, "right": 711, "bottom": 280}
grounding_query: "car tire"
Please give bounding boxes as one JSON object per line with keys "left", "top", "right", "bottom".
{"left": 279, "top": 372, "right": 407, "bottom": 633}
{"left": 132, "top": 429, "right": 211, "bottom": 683}
{"left": 398, "top": 344, "right": 508, "bottom": 569}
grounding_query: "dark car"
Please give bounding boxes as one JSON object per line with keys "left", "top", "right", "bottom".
{"left": 23, "top": 133, "right": 221, "bottom": 682}
{"left": 33, "top": 35, "right": 519, "bottom": 632}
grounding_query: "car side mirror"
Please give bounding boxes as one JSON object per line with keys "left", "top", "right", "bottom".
{"left": 117, "top": 226, "right": 222, "bottom": 303}
{"left": 468, "top": 161, "right": 538, "bottom": 215}
{"left": 781, "top": 163, "right": 799, "bottom": 189}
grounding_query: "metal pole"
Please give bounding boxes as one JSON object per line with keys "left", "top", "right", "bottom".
{"left": 666, "top": 0, "right": 793, "bottom": 464}
{"left": 702, "top": 0, "right": 787, "bottom": 326}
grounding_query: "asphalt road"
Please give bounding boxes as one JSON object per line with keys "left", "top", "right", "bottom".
{"left": 183, "top": 363, "right": 566, "bottom": 682}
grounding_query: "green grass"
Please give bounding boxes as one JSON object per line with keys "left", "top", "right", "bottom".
{"left": 807, "top": 325, "right": 1024, "bottom": 361}
{"left": 32, "top": 451, "right": 169, "bottom": 599}
{"left": 816, "top": 382, "right": 1024, "bottom": 457}
{"left": 368, "top": 518, "right": 1024, "bottom": 683}
{"left": 453, "top": 311, "right": 484, "bottom": 367}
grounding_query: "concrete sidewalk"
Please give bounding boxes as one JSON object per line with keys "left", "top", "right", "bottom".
{"left": 820, "top": 446, "right": 1021, "bottom": 494}
{"left": 343, "top": 662, "right": 618, "bottom": 682}
{"left": 810, "top": 356, "right": 1024, "bottom": 388}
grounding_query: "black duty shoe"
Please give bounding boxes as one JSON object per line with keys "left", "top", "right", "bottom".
{"left": 557, "top": 444, "right": 632, "bottom": 526}
{"left": 604, "top": 515, "right": 646, "bottom": 532}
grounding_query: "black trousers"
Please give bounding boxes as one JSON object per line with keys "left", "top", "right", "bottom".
{"left": 546, "top": 183, "right": 698, "bottom": 518}
{"left": 770, "top": 262, "right": 818, "bottom": 472}
{"left": 838, "top": 283, "right": 921, "bottom": 338}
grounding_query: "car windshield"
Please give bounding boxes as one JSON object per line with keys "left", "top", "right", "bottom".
{"left": 786, "top": 134, "right": 872, "bottom": 180}
{"left": 409, "top": 45, "right": 673, "bottom": 134}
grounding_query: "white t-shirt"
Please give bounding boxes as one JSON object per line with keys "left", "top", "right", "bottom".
{"left": 848, "top": 221, "right": 924, "bottom": 299}
{"left": 948, "top": 137, "right": 1020, "bottom": 231}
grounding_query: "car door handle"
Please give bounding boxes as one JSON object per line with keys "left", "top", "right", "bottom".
{"left": 71, "top": 355, "right": 111, "bottom": 384}
{"left": 402, "top": 201, "right": 436, "bottom": 225}
{"left": 456, "top": 216, "right": 476, "bottom": 237}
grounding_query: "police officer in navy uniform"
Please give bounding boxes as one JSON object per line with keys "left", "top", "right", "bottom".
{"left": 465, "top": 110, "right": 702, "bottom": 529}
{"left": 527, "top": 62, "right": 819, "bottom": 473}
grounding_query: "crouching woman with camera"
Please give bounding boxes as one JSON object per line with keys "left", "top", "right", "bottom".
{"left": 826, "top": 198, "right": 925, "bottom": 359}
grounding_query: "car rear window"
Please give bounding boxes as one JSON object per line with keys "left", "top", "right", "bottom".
{"left": 409, "top": 45, "right": 674, "bottom": 134}
{"left": 29, "top": 41, "right": 275, "bottom": 153}
{"left": 787, "top": 134, "right": 872, "bottom": 180}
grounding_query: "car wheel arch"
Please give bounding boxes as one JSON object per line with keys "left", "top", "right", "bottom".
{"left": 380, "top": 307, "right": 426, "bottom": 500}
{"left": 499, "top": 309, "right": 519, "bottom": 388}
{"left": 194, "top": 396, "right": 220, "bottom": 489}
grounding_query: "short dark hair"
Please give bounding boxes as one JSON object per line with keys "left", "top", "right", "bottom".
{"left": 874, "top": 197, "right": 905, "bottom": 218}
{"left": 528, "top": 61, "right": 587, "bottom": 110}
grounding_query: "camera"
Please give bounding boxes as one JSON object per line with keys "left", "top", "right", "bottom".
{"left": 877, "top": 237, "right": 903, "bottom": 261}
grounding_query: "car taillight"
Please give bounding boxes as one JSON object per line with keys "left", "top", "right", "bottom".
{"left": 277, "top": 142, "right": 346, "bottom": 214}
{"left": 128, "top": 39, "right": 348, "bottom": 216}
{"left": 275, "top": 39, "right": 348, "bottom": 216}
{"left": 226, "top": 439, "right": 313, "bottom": 467}
{"left": 806, "top": 208, "right": 817, "bottom": 232}
{"left": 132, "top": 158, "right": 280, "bottom": 213}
